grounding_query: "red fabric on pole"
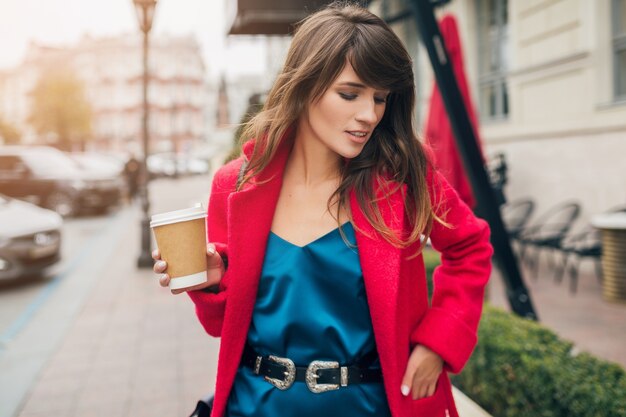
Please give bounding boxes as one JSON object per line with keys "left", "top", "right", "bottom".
{"left": 425, "top": 14, "right": 484, "bottom": 209}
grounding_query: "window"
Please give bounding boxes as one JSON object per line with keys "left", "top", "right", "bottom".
{"left": 477, "top": 0, "right": 509, "bottom": 119}
{"left": 614, "top": 0, "right": 626, "bottom": 99}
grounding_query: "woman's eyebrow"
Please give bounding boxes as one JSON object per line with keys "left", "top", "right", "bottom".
{"left": 337, "top": 81, "right": 367, "bottom": 88}
{"left": 337, "top": 81, "right": 390, "bottom": 94}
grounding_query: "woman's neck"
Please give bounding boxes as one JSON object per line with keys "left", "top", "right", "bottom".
{"left": 287, "top": 133, "right": 342, "bottom": 187}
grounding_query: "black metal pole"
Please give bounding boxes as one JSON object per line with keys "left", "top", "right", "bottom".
{"left": 137, "top": 11, "right": 153, "bottom": 268}
{"left": 408, "top": 0, "right": 537, "bottom": 320}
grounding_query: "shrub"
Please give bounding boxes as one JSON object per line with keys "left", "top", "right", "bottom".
{"left": 424, "top": 252, "right": 626, "bottom": 416}
{"left": 452, "top": 306, "right": 626, "bottom": 417}
{"left": 422, "top": 247, "right": 439, "bottom": 300}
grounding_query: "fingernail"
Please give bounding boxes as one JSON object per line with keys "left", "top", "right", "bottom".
{"left": 207, "top": 245, "right": 216, "bottom": 255}
{"left": 401, "top": 385, "right": 410, "bottom": 396}
{"left": 156, "top": 261, "right": 166, "bottom": 269}
{"left": 152, "top": 249, "right": 159, "bottom": 258}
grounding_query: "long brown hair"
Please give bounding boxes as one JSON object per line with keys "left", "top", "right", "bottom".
{"left": 240, "top": 2, "right": 440, "bottom": 253}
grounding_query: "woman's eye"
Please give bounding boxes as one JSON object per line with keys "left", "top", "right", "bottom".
{"left": 339, "top": 92, "right": 357, "bottom": 101}
{"left": 374, "top": 96, "right": 387, "bottom": 104}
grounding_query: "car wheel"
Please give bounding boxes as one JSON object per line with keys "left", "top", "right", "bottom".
{"left": 46, "top": 192, "right": 76, "bottom": 217}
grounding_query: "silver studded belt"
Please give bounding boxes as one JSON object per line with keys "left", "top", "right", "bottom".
{"left": 241, "top": 343, "right": 383, "bottom": 393}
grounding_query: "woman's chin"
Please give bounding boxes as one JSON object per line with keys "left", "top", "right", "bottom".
{"left": 336, "top": 147, "right": 365, "bottom": 160}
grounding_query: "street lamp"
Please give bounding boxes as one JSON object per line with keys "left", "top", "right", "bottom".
{"left": 133, "top": 0, "right": 158, "bottom": 268}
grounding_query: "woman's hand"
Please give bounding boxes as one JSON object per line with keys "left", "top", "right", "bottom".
{"left": 152, "top": 243, "right": 225, "bottom": 294}
{"left": 401, "top": 344, "right": 444, "bottom": 400}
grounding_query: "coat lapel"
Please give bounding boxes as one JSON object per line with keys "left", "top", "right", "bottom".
{"left": 213, "top": 138, "right": 292, "bottom": 412}
{"left": 350, "top": 184, "right": 404, "bottom": 382}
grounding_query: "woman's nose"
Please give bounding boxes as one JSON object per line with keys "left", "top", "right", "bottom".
{"left": 355, "top": 101, "right": 379, "bottom": 125}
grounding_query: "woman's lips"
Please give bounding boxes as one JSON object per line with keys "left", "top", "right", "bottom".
{"left": 345, "top": 130, "right": 369, "bottom": 144}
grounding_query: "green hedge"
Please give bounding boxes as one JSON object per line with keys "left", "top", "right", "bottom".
{"left": 453, "top": 306, "right": 626, "bottom": 417}
{"left": 422, "top": 250, "right": 626, "bottom": 417}
{"left": 422, "top": 248, "right": 439, "bottom": 300}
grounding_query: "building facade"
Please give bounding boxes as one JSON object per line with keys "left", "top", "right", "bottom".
{"left": 372, "top": 0, "right": 626, "bottom": 223}
{"left": 0, "top": 34, "right": 211, "bottom": 156}
{"left": 220, "top": 36, "right": 291, "bottom": 126}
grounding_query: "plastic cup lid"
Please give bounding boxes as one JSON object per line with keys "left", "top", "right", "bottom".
{"left": 150, "top": 203, "right": 206, "bottom": 228}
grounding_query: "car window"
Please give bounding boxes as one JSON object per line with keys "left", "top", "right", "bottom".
{"left": 0, "top": 155, "right": 23, "bottom": 171}
{"left": 0, "top": 155, "right": 28, "bottom": 179}
{"left": 21, "top": 150, "right": 82, "bottom": 176}
{"left": 72, "top": 154, "right": 118, "bottom": 172}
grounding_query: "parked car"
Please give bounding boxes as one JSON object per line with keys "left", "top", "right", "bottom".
{"left": 0, "top": 146, "right": 123, "bottom": 217}
{"left": 182, "top": 156, "right": 211, "bottom": 176}
{"left": 68, "top": 152, "right": 128, "bottom": 200}
{"left": 147, "top": 152, "right": 211, "bottom": 178}
{"left": 147, "top": 152, "right": 176, "bottom": 178}
{"left": 0, "top": 194, "right": 62, "bottom": 281}
{"left": 68, "top": 152, "right": 125, "bottom": 177}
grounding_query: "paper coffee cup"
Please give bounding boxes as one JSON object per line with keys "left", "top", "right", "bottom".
{"left": 150, "top": 204, "right": 207, "bottom": 290}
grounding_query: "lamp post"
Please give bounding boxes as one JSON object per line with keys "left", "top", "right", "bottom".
{"left": 133, "top": 0, "right": 158, "bottom": 268}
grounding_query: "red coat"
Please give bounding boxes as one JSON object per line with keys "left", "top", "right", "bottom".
{"left": 188, "top": 139, "right": 493, "bottom": 417}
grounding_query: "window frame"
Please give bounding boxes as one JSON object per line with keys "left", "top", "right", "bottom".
{"left": 613, "top": 0, "right": 626, "bottom": 100}
{"left": 476, "top": 0, "right": 509, "bottom": 121}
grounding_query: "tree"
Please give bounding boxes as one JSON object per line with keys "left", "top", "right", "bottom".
{"left": 0, "top": 117, "right": 21, "bottom": 144}
{"left": 29, "top": 68, "right": 92, "bottom": 151}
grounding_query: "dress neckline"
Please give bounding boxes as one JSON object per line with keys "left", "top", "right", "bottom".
{"left": 270, "top": 222, "right": 353, "bottom": 249}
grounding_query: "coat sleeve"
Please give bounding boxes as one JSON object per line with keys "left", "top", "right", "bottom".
{"left": 409, "top": 168, "right": 493, "bottom": 373}
{"left": 186, "top": 159, "right": 241, "bottom": 337}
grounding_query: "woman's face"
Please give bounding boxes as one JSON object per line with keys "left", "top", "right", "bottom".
{"left": 299, "top": 62, "right": 389, "bottom": 159}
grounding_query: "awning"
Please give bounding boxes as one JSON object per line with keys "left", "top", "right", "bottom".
{"left": 226, "top": 0, "right": 330, "bottom": 35}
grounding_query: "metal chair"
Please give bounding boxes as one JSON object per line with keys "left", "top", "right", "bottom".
{"left": 501, "top": 198, "right": 535, "bottom": 240}
{"left": 555, "top": 205, "right": 626, "bottom": 293}
{"left": 554, "top": 228, "right": 602, "bottom": 293}
{"left": 487, "top": 152, "right": 508, "bottom": 206}
{"left": 517, "top": 201, "right": 581, "bottom": 278}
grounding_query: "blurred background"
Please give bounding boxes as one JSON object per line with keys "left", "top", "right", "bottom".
{"left": 0, "top": 0, "right": 625, "bottom": 416}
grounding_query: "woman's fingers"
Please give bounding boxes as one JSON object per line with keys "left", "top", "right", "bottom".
{"left": 155, "top": 244, "right": 225, "bottom": 294}
{"left": 153, "top": 260, "right": 167, "bottom": 273}
{"left": 205, "top": 243, "right": 225, "bottom": 287}
{"left": 415, "top": 380, "right": 436, "bottom": 400}
{"left": 152, "top": 249, "right": 167, "bottom": 274}
{"left": 401, "top": 354, "right": 417, "bottom": 397}
{"left": 159, "top": 274, "right": 189, "bottom": 295}
{"left": 401, "top": 344, "right": 443, "bottom": 400}
{"left": 153, "top": 249, "right": 172, "bottom": 290}
{"left": 206, "top": 243, "right": 223, "bottom": 268}
{"left": 158, "top": 273, "right": 170, "bottom": 288}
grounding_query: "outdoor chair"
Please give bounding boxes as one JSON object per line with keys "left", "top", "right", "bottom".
{"left": 500, "top": 198, "right": 535, "bottom": 240}
{"left": 554, "top": 228, "right": 602, "bottom": 293}
{"left": 487, "top": 152, "right": 508, "bottom": 206}
{"left": 517, "top": 201, "right": 581, "bottom": 278}
{"left": 555, "top": 205, "right": 626, "bottom": 293}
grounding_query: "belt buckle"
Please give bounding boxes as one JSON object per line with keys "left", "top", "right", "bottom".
{"left": 306, "top": 360, "right": 340, "bottom": 393}
{"left": 264, "top": 355, "right": 296, "bottom": 390}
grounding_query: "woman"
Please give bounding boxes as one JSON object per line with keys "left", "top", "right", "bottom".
{"left": 153, "top": 4, "right": 492, "bottom": 417}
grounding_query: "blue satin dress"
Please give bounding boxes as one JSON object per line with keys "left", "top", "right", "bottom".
{"left": 226, "top": 222, "right": 391, "bottom": 417}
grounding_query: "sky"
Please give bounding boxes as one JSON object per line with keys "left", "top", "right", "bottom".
{"left": 0, "top": 0, "right": 266, "bottom": 78}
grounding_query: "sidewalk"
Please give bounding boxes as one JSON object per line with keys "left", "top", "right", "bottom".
{"left": 13, "top": 204, "right": 219, "bottom": 417}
